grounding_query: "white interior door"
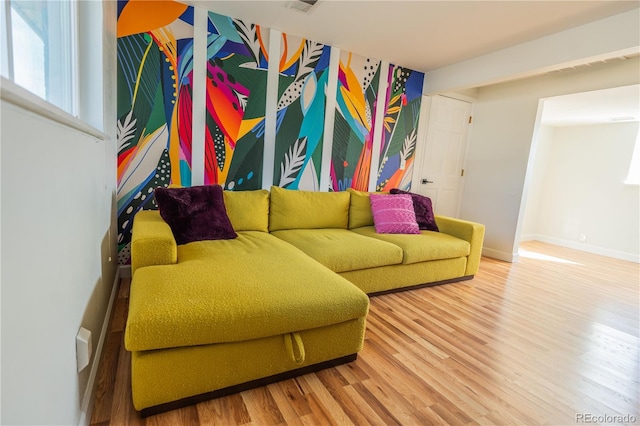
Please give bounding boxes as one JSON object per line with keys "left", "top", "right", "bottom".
{"left": 415, "top": 95, "right": 472, "bottom": 218}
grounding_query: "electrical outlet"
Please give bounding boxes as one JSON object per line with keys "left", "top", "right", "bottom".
{"left": 579, "top": 234, "right": 587, "bottom": 243}
{"left": 76, "top": 327, "right": 92, "bottom": 372}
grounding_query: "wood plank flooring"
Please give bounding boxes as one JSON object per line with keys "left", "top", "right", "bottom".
{"left": 90, "top": 241, "right": 639, "bottom": 425}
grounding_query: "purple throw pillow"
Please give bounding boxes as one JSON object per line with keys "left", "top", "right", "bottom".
{"left": 390, "top": 188, "right": 439, "bottom": 232}
{"left": 154, "top": 185, "right": 237, "bottom": 245}
{"left": 369, "top": 193, "right": 420, "bottom": 234}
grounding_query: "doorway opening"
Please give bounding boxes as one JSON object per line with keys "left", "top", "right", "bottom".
{"left": 518, "top": 84, "right": 640, "bottom": 263}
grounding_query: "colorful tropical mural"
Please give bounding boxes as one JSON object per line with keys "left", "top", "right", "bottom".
{"left": 376, "top": 65, "right": 424, "bottom": 191}
{"left": 205, "top": 12, "right": 269, "bottom": 190}
{"left": 273, "top": 34, "right": 331, "bottom": 191}
{"left": 114, "top": 2, "right": 427, "bottom": 265}
{"left": 330, "top": 52, "right": 381, "bottom": 192}
{"left": 116, "top": 0, "right": 194, "bottom": 263}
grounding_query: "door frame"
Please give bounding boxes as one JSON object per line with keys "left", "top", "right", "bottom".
{"left": 411, "top": 92, "right": 476, "bottom": 218}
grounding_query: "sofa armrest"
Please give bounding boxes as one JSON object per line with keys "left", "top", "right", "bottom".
{"left": 131, "top": 210, "right": 177, "bottom": 276}
{"left": 435, "top": 215, "right": 485, "bottom": 276}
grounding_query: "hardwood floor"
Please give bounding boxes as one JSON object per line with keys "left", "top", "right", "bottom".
{"left": 90, "top": 241, "right": 639, "bottom": 425}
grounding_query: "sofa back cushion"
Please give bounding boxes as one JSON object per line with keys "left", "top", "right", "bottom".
{"left": 347, "top": 188, "right": 374, "bottom": 229}
{"left": 269, "top": 186, "right": 350, "bottom": 231}
{"left": 223, "top": 189, "right": 270, "bottom": 232}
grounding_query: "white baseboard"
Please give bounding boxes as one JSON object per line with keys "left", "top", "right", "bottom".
{"left": 482, "top": 247, "right": 519, "bottom": 263}
{"left": 521, "top": 234, "right": 640, "bottom": 263}
{"left": 77, "top": 267, "right": 121, "bottom": 426}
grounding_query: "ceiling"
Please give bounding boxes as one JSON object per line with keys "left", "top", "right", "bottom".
{"left": 541, "top": 84, "right": 640, "bottom": 127}
{"left": 188, "top": 0, "right": 639, "bottom": 73}
{"left": 187, "top": 0, "right": 640, "bottom": 125}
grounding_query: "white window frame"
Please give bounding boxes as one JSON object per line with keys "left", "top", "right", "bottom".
{"left": 1, "top": 0, "right": 14, "bottom": 80}
{"left": 1, "top": 0, "right": 106, "bottom": 139}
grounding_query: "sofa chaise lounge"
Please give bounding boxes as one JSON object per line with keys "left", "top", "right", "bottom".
{"left": 125, "top": 185, "right": 485, "bottom": 415}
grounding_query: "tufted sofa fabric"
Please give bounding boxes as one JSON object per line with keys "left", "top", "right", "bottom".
{"left": 126, "top": 186, "right": 485, "bottom": 414}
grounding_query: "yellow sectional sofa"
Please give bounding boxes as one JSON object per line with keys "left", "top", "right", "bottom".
{"left": 270, "top": 186, "right": 485, "bottom": 294}
{"left": 126, "top": 185, "right": 485, "bottom": 415}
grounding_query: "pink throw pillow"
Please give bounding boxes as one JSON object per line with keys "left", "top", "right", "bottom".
{"left": 369, "top": 193, "right": 420, "bottom": 234}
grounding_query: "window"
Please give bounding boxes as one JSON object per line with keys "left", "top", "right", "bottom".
{"left": 2, "top": 0, "right": 106, "bottom": 135}
{"left": 2, "top": 0, "right": 76, "bottom": 114}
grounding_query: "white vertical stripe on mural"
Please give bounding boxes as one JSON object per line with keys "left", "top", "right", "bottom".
{"left": 191, "top": 7, "right": 208, "bottom": 186}
{"left": 262, "top": 29, "right": 282, "bottom": 190}
{"left": 319, "top": 46, "right": 341, "bottom": 192}
{"left": 368, "top": 61, "right": 390, "bottom": 191}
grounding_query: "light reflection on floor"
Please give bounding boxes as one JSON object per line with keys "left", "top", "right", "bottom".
{"left": 519, "top": 248, "right": 582, "bottom": 265}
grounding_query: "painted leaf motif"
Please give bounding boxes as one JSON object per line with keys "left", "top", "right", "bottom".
{"left": 330, "top": 108, "right": 355, "bottom": 191}
{"left": 331, "top": 53, "right": 381, "bottom": 192}
{"left": 360, "top": 59, "right": 380, "bottom": 91}
{"left": 296, "top": 41, "right": 324, "bottom": 79}
{"left": 225, "top": 125, "right": 262, "bottom": 190}
{"left": 277, "top": 79, "right": 304, "bottom": 111}
{"left": 398, "top": 159, "right": 414, "bottom": 190}
{"left": 237, "top": 92, "right": 249, "bottom": 111}
{"left": 209, "top": 12, "right": 243, "bottom": 44}
{"left": 204, "top": 120, "right": 223, "bottom": 184}
{"left": 300, "top": 73, "right": 317, "bottom": 115}
{"left": 280, "top": 36, "right": 305, "bottom": 75}
{"left": 117, "top": 1, "right": 188, "bottom": 37}
{"left": 279, "top": 137, "right": 307, "bottom": 188}
{"left": 400, "top": 128, "right": 417, "bottom": 169}
{"left": 207, "top": 33, "right": 227, "bottom": 61}
{"left": 118, "top": 124, "right": 169, "bottom": 200}
{"left": 117, "top": 110, "right": 137, "bottom": 153}
{"left": 343, "top": 60, "right": 367, "bottom": 119}
{"left": 177, "top": 83, "right": 193, "bottom": 163}
{"left": 383, "top": 116, "right": 396, "bottom": 133}
{"left": 277, "top": 41, "right": 325, "bottom": 110}
{"left": 118, "top": 34, "right": 162, "bottom": 144}
{"left": 291, "top": 69, "right": 327, "bottom": 189}
{"left": 380, "top": 156, "right": 414, "bottom": 191}
{"left": 134, "top": 35, "right": 164, "bottom": 110}
{"left": 117, "top": 34, "right": 148, "bottom": 106}
{"left": 352, "top": 139, "right": 373, "bottom": 191}
{"left": 298, "top": 158, "right": 319, "bottom": 191}
{"left": 234, "top": 19, "right": 261, "bottom": 65}
{"left": 339, "top": 85, "right": 368, "bottom": 136}
{"left": 386, "top": 99, "right": 417, "bottom": 160}
{"left": 178, "top": 38, "right": 194, "bottom": 84}
{"left": 387, "top": 94, "right": 401, "bottom": 111}
{"left": 206, "top": 61, "right": 247, "bottom": 142}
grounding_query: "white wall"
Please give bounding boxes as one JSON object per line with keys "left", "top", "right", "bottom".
{"left": 459, "top": 57, "right": 640, "bottom": 261}
{"left": 0, "top": 2, "right": 117, "bottom": 425}
{"left": 520, "top": 124, "right": 555, "bottom": 237}
{"left": 522, "top": 122, "right": 639, "bottom": 262}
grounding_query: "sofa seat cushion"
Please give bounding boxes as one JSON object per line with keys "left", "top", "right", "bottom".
{"left": 271, "top": 229, "right": 403, "bottom": 273}
{"left": 125, "top": 232, "right": 369, "bottom": 352}
{"left": 351, "top": 226, "right": 470, "bottom": 265}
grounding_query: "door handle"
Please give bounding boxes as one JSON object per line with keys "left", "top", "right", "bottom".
{"left": 421, "top": 179, "right": 434, "bottom": 184}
